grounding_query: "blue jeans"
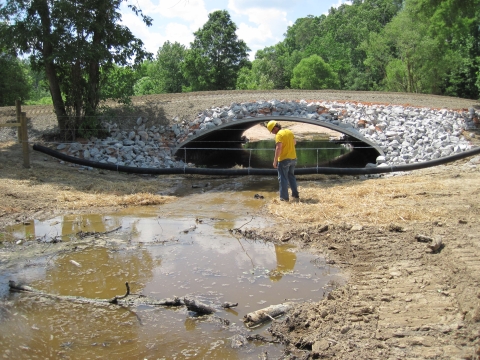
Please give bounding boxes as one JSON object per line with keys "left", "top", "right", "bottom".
{"left": 277, "top": 159, "right": 299, "bottom": 201}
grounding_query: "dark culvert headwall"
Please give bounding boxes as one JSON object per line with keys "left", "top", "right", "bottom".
{"left": 173, "top": 117, "right": 384, "bottom": 168}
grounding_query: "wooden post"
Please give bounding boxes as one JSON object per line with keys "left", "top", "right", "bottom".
{"left": 21, "top": 112, "right": 30, "bottom": 168}
{"left": 16, "top": 99, "right": 22, "bottom": 143}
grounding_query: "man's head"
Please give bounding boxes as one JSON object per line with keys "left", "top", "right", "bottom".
{"left": 267, "top": 120, "right": 280, "bottom": 133}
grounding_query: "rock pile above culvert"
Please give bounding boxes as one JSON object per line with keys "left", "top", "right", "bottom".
{"left": 56, "top": 99, "right": 478, "bottom": 169}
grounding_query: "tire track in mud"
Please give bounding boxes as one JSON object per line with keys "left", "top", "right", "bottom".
{"left": 249, "top": 217, "right": 480, "bottom": 359}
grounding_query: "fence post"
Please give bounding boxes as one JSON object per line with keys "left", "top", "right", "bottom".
{"left": 16, "top": 99, "right": 22, "bottom": 143}
{"left": 21, "top": 112, "right": 30, "bottom": 168}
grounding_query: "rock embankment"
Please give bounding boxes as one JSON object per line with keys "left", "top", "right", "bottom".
{"left": 54, "top": 100, "right": 478, "bottom": 169}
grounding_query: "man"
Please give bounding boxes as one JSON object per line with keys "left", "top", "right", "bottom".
{"left": 267, "top": 120, "right": 299, "bottom": 202}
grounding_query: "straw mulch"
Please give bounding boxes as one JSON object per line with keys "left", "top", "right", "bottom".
{"left": 268, "top": 173, "right": 448, "bottom": 225}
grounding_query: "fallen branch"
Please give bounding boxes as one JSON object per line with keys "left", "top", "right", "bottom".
{"left": 222, "top": 302, "right": 238, "bottom": 309}
{"left": 243, "top": 302, "right": 294, "bottom": 328}
{"left": 184, "top": 298, "right": 216, "bottom": 315}
{"left": 109, "top": 282, "right": 130, "bottom": 304}
{"left": 9, "top": 280, "right": 184, "bottom": 307}
{"left": 76, "top": 226, "right": 122, "bottom": 238}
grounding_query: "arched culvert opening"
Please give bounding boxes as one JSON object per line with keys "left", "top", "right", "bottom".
{"left": 173, "top": 116, "right": 384, "bottom": 168}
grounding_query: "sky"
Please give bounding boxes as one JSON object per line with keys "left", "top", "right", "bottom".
{"left": 120, "top": 0, "right": 352, "bottom": 59}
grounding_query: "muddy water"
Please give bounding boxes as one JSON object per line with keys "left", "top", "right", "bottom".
{"left": 1, "top": 182, "right": 342, "bottom": 359}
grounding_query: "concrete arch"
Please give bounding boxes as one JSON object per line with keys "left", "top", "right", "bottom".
{"left": 173, "top": 116, "right": 384, "bottom": 167}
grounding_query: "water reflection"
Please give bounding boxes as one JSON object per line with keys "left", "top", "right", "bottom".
{"left": 243, "top": 139, "right": 349, "bottom": 168}
{"left": 269, "top": 245, "right": 297, "bottom": 282}
{"left": 37, "top": 247, "right": 157, "bottom": 298}
{"left": 4, "top": 214, "right": 121, "bottom": 242}
{"left": 1, "top": 191, "right": 342, "bottom": 359}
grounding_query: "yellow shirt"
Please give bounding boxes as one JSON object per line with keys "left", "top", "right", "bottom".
{"left": 275, "top": 129, "right": 296, "bottom": 161}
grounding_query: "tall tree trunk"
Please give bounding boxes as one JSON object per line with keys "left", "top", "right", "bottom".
{"left": 44, "top": 60, "right": 67, "bottom": 130}
{"left": 36, "top": 0, "right": 68, "bottom": 133}
{"left": 85, "top": 4, "right": 107, "bottom": 117}
{"left": 86, "top": 60, "right": 100, "bottom": 117}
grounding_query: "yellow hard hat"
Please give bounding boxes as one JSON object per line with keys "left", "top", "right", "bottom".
{"left": 267, "top": 120, "right": 277, "bottom": 133}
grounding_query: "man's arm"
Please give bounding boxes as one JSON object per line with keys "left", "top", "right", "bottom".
{"left": 273, "top": 142, "right": 282, "bottom": 168}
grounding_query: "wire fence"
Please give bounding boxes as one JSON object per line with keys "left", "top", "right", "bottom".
{"left": 1, "top": 109, "right": 378, "bottom": 170}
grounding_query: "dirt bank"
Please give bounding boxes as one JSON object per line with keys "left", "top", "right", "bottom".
{"left": 1, "top": 90, "right": 480, "bottom": 359}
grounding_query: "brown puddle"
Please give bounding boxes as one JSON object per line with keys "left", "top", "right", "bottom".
{"left": 1, "top": 187, "right": 342, "bottom": 359}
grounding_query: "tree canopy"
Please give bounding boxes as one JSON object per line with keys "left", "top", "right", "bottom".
{"left": 233, "top": 0, "right": 478, "bottom": 99}
{"left": 153, "top": 41, "right": 188, "bottom": 94}
{"left": 1, "top": 0, "right": 479, "bottom": 120}
{"left": 0, "top": 53, "right": 32, "bottom": 106}
{"left": 291, "top": 55, "right": 340, "bottom": 90}
{"left": 183, "top": 10, "right": 250, "bottom": 91}
{"left": 0, "top": 0, "right": 152, "bottom": 137}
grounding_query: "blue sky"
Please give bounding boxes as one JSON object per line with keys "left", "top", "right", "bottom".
{"left": 121, "top": 0, "right": 352, "bottom": 59}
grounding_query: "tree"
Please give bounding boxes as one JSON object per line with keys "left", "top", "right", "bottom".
{"left": 254, "top": 44, "right": 304, "bottom": 89}
{"left": 183, "top": 10, "right": 250, "bottom": 91}
{"left": 131, "top": 60, "right": 162, "bottom": 96}
{"left": 408, "top": 0, "right": 480, "bottom": 98}
{"left": 236, "top": 59, "right": 275, "bottom": 90}
{"left": 153, "top": 41, "right": 188, "bottom": 93}
{"left": 0, "top": 0, "right": 152, "bottom": 138}
{"left": 0, "top": 53, "right": 32, "bottom": 106}
{"left": 101, "top": 64, "right": 138, "bottom": 102}
{"left": 362, "top": 3, "right": 461, "bottom": 95}
{"left": 133, "top": 76, "right": 159, "bottom": 96}
{"left": 290, "top": 55, "right": 339, "bottom": 90}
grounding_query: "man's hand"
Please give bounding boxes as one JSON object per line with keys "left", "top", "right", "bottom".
{"left": 273, "top": 142, "right": 282, "bottom": 168}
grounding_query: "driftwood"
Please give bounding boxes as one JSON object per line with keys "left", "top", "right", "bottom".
{"left": 9, "top": 280, "right": 130, "bottom": 304}
{"left": 243, "top": 302, "right": 294, "bottom": 328}
{"left": 9, "top": 281, "right": 241, "bottom": 316}
{"left": 222, "top": 302, "right": 238, "bottom": 309}
{"left": 8, "top": 280, "right": 184, "bottom": 307}
{"left": 184, "top": 297, "right": 216, "bottom": 315}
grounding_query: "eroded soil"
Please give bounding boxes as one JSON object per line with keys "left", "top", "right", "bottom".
{"left": 1, "top": 90, "right": 480, "bottom": 359}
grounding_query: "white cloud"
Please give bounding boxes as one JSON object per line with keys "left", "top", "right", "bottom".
{"left": 326, "top": 0, "right": 352, "bottom": 14}
{"left": 121, "top": 11, "right": 192, "bottom": 54}
{"left": 121, "top": 0, "right": 354, "bottom": 60}
{"left": 228, "top": 0, "right": 290, "bottom": 58}
{"left": 164, "top": 22, "right": 195, "bottom": 47}
{"left": 228, "top": 0, "right": 294, "bottom": 8}
{"left": 136, "top": 0, "right": 209, "bottom": 29}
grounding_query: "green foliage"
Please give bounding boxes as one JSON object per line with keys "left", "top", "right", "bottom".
{"left": 361, "top": 1, "right": 478, "bottom": 96}
{"left": 21, "top": 59, "right": 51, "bottom": 102}
{"left": 133, "top": 76, "right": 159, "bottom": 96}
{"left": 407, "top": 0, "right": 480, "bottom": 99}
{"left": 291, "top": 55, "right": 339, "bottom": 90}
{"left": 25, "top": 96, "right": 53, "bottom": 105}
{"left": 253, "top": 44, "right": 304, "bottom": 89}
{"left": 0, "top": 53, "right": 32, "bottom": 106}
{"left": 77, "top": 116, "right": 101, "bottom": 139}
{"left": 236, "top": 59, "right": 275, "bottom": 90}
{"left": 183, "top": 10, "right": 250, "bottom": 91}
{"left": 153, "top": 41, "right": 188, "bottom": 93}
{"left": 101, "top": 64, "right": 138, "bottom": 103}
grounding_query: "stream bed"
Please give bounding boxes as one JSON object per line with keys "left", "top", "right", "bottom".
{"left": 0, "top": 182, "right": 342, "bottom": 359}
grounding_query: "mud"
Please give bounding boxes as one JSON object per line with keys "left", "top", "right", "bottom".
{"left": 1, "top": 90, "right": 480, "bottom": 359}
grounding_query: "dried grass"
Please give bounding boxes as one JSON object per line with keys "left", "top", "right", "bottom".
{"left": 268, "top": 175, "right": 448, "bottom": 225}
{"left": 57, "top": 191, "right": 173, "bottom": 209}
{"left": 0, "top": 153, "right": 175, "bottom": 212}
